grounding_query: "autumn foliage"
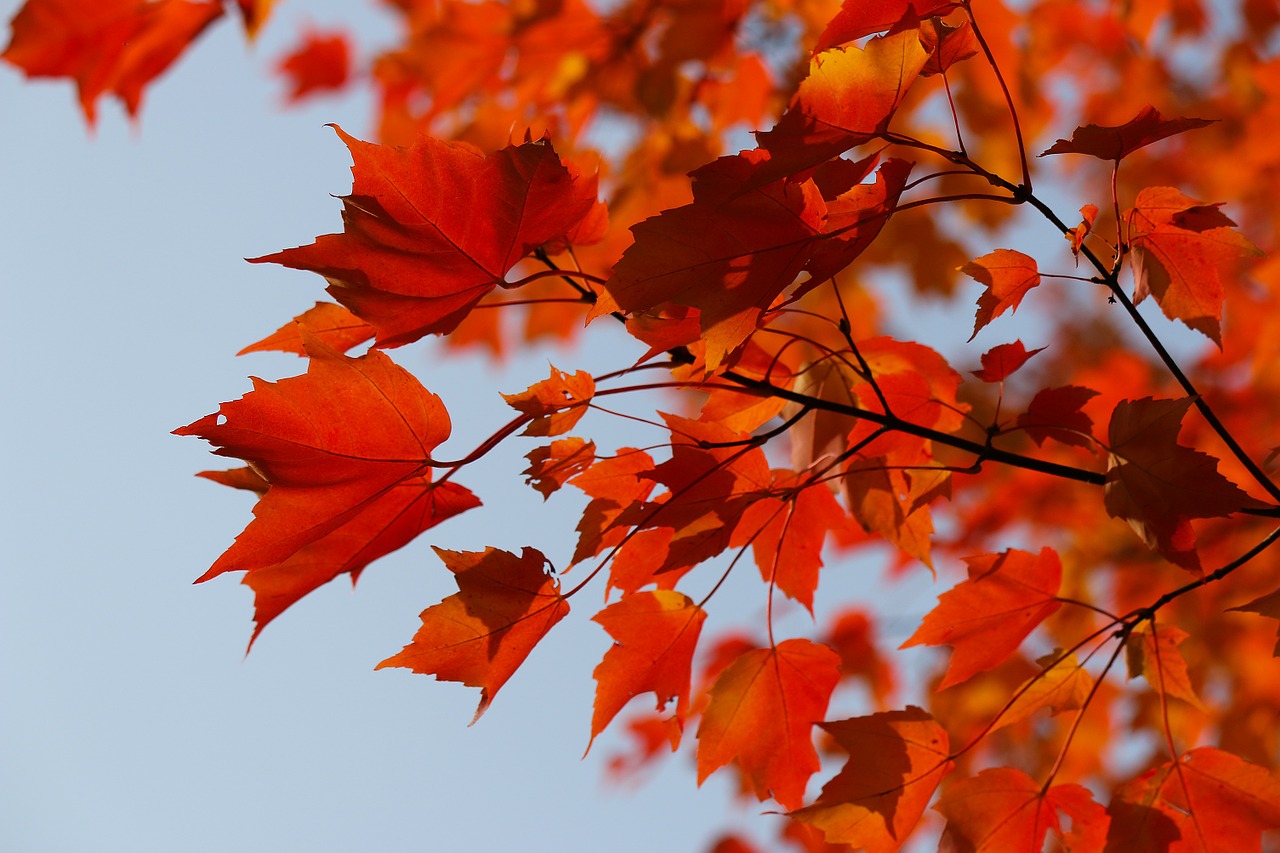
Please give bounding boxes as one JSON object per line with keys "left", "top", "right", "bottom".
{"left": 13, "top": 0, "right": 1280, "bottom": 848}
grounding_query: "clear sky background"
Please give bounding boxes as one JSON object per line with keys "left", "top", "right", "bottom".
{"left": 0, "top": 3, "right": 950, "bottom": 851}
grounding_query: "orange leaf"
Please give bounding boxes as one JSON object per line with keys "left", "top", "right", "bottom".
{"left": 1104, "top": 397, "right": 1259, "bottom": 570}
{"left": 960, "top": 249, "right": 1042, "bottom": 340}
{"left": 174, "top": 335, "right": 473, "bottom": 582}
{"left": 791, "top": 707, "right": 952, "bottom": 851}
{"left": 902, "top": 548, "right": 1062, "bottom": 689}
{"left": 989, "top": 651, "right": 1092, "bottom": 732}
{"left": 2, "top": 0, "right": 223, "bottom": 124}
{"left": 971, "top": 340, "right": 1046, "bottom": 383}
{"left": 696, "top": 638, "right": 842, "bottom": 809}
{"left": 937, "top": 767, "right": 1108, "bottom": 852}
{"left": 502, "top": 366, "right": 595, "bottom": 436}
{"left": 240, "top": 476, "right": 479, "bottom": 647}
{"left": 569, "top": 448, "right": 656, "bottom": 566}
{"left": 815, "top": 0, "right": 959, "bottom": 52}
{"left": 377, "top": 546, "right": 569, "bottom": 723}
{"left": 589, "top": 590, "right": 707, "bottom": 746}
{"left": 758, "top": 28, "right": 930, "bottom": 180}
{"left": 734, "top": 475, "right": 849, "bottom": 612}
{"left": 1126, "top": 187, "right": 1261, "bottom": 346}
{"left": 1108, "top": 748, "right": 1280, "bottom": 852}
{"left": 1125, "top": 622, "right": 1207, "bottom": 712}
{"left": 522, "top": 437, "right": 595, "bottom": 500}
{"left": 237, "top": 301, "right": 374, "bottom": 356}
{"left": 252, "top": 126, "right": 598, "bottom": 348}
{"left": 1040, "top": 105, "right": 1215, "bottom": 161}
{"left": 276, "top": 28, "right": 351, "bottom": 103}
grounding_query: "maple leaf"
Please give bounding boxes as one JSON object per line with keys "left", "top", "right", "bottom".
{"left": 1016, "top": 385, "right": 1099, "bottom": 449}
{"left": 960, "top": 249, "right": 1042, "bottom": 340}
{"left": 696, "top": 639, "right": 841, "bottom": 809}
{"left": 569, "top": 448, "right": 656, "bottom": 566}
{"left": 252, "top": 126, "right": 598, "bottom": 348}
{"left": 805, "top": 158, "right": 914, "bottom": 284}
{"left": 502, "top": 366, "right": 595, "bottom": 436}
{"left": 757, "top": 28, "right": 930, "bottom": 180}
{"left": 791, "top": 707, "right": 952, "bottom": 851}
{"left": 623, "top": 414, "right": 773, "bottom": 575}
{"left": 522, "top": 437, "right": 595, "bottom": 499}
{"left": 1125, "top": 622, "right": 1208, "bottom": 712}
{"left": 989, "top": 651, "right": 1092, "bottom": 732}
{"left": 590, "top": 150, "right": 824, "bottom": 370}
{"left": 936, "top": 766, "right": 1109, "bottom": 852}
{"left": 1068, "top": 204, "right": 1100, "bottom": 258}
{"left": 814, "top": 0, "right": 959, "bottom": 54}
{"left": 1125, "top": 186, "right": 1261, "bottom": 346}
{"left": 1104, "top": 397, "right": 1259, "bottom": 571}
{"left": 377, "top": 546, "right": 569, "bottom": 723}
{"left": 919, "top": 18, "right": 979, "bottom": 76}
{"left": 174, "top": 335, "right": 476, "bottom": 581}
{"left": 902, "top": 548, "right": 1063, "bottom": 689}
{"left": 238, "top": 302, "right": 374, "bottom": 356}
{"left": 1228, "top": 588, "right": 1280, "bottom": 655}
{"left": 733, "top": 474, "right": 850, "bottom": 612}
{"left": 589, "top": 590, "right": 707, "bottom": 747}
{"left": 1040, "top": 105, "right": 1215, "bottom": 161}
{"left": 970, "top": 340, "right": 1046, "bottom": 383}
{"left": 2, "top": 0, "right": 223, "bottom": 124}
{"left": 240, "top": 475, "right": 479, "bottom": 647}
{"left": 277, "top": 28, "right": 352, "bottom": 103}
{"left": 1107, "top": 748, "right": 1280, "bottom": 852}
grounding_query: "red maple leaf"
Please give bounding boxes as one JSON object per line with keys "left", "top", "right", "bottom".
{"left": 253, "top": 126, "right": 599, "bottom": 348}
{"left": 902, "top": 547, "right": 1063, "bottom": 689}
{"left": 174, "top": 335, "right": 476, "bottom": 581}
{"left": 1125, "top": 187, "right": 1261, "bottom": 346}
{"left": 1040, "top": 105, "right": 1215, "bottom": 161}
{"left": 696, "top": 638, "right": 841, "bottom": 809}
{"left": 1104, "top": 397, "right": 1259, "bottom": 570}
{"left": 792, "top": 707, "right": 952, "bottom": 850}
{"left": 590, "top": 590, "right": 707, "bottom": 746}
{"left": 960, "top": 249, "right": 1042, "bottom": 340}
{"left": 2, "top": 0, "right": 223, "bottom": 124}
{"left": 378, "top": 546, "right": 569, "bottom": 722}
{"left": 277, "top": 28, "right": 352, "bottom": 103}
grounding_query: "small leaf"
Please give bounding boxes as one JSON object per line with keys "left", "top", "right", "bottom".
{"left": 791, "top": 707, "right": 952, "bottom": 851}
{"left": 522, "top": 437, "right": 595, "bottom": 499}
{"left": 970, "top": 340, "right": 1046, "bottom": 383}
{"left": 1040, "top": 105, "right": 1215, "bottom": 161}
{"left": 503, "top": 366, "right": 596, "bottom": 436}
{"left": 1016, "top": 385, "right": 1099, "bottom": 448}
{"left": 377, "top": 546, "right": 569, "bottom": 723}
{"left": 990, "top": 651, "right": 1092, "bottom": 732}
{"left": 960, "top": 249, "right": 1041, "bottom": 340}
{"left": 1125, "top": 622, "right": 1208, "bottom": 712}
{"left": 238, "top": 302, "right": 374, "bottom": 356}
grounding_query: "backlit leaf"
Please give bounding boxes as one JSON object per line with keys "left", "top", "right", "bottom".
{"left": 696, "top": 638, "right": 841, "bottom": 809}
{"left": 377, "top": 546, "right": 569, "bottom": 723}
{"left": 902, "top": 548, "right": 1063, "bottom": 689}
{"left": 253, "top": 126, "right": 598, "bottom": 348}
{"left": 791, "top": 707, "right": 952, "bottom": 850}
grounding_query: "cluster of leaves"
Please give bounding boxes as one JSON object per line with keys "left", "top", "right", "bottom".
{"left": 11, "top": 0, "right": 1280, "bottom": 849}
